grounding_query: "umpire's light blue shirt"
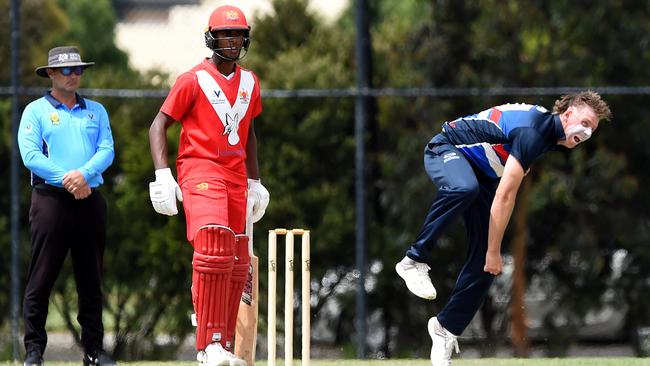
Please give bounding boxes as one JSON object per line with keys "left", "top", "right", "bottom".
{"left": 17, "top": 91, "right": 114, "bottom": 188}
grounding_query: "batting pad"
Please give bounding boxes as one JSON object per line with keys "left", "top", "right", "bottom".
{"left": 226, "top": 234, "right": 251, "bottom": 349}
{"left": 192, "top": 225, "right": 235, "bottom": 351}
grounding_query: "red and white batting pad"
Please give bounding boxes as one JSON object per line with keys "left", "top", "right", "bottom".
{"left": 192, "top": 225, "right": 236, "bottom": 351}
{"left": 225, "top": 234, "right": 251, "bottom": 350}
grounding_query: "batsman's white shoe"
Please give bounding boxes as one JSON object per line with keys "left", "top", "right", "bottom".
{"left": 223, "top": 348, "right": 246, "bottom": 366}
{"left": 395, "top": 256, "right": 436, "bottom": 300}
{"left": 428, "top": 317, "right": 459, "bottom": 366}
{"left": 197, "top": 343, "right": 231, "bottom": 366}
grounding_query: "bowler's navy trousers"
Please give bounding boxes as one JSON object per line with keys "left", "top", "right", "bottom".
{"left": 406, "top": 133, "right": 497, "bottom": 336}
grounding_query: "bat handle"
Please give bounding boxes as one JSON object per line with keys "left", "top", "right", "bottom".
{"left": 246, "top": 217, "right": 254, "bottom": 254}
{"left": 246, "top": 198, "right": 255, "bottom": 254}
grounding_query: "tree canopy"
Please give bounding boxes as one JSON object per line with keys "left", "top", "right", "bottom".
{"left": 1, "top": 0, "right": 649, "bottom": 360}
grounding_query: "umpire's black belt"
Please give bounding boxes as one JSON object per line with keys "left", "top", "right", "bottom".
{"left": 34, "top": 183, "right": 95, "bottom": 194}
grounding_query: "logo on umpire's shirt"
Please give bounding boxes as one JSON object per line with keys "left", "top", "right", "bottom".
{"left": 50, "top": 112, "right": 59, "bottom": 125}
{"left": 196, "top": 182, "right": 209, "bottom": 191}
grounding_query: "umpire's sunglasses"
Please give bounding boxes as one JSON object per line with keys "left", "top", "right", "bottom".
{"left": 57, "top": 66, "right": 84, "bottom": 76}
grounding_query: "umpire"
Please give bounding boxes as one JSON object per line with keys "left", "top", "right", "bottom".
{"left": 17, "top": 46, "right": 117, "bottom": 366}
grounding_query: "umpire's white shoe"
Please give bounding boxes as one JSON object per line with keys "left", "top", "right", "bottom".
{"left": 197, "top": 343, "right": 231, "bottom": 366}
{"left": 395, "top": 256, "right": 436, "bottom": 300}
{"left": 428, "top": 317, "right": 459, "bottom": 366}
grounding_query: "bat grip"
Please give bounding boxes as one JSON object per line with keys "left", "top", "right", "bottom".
{"left": 246, "top": 197, "right": 255, "bottom": 254}
{"left": 245, "top": 212, "right": 254, "bottom": 255}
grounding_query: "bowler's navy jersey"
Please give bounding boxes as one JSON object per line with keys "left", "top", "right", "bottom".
{"left": 441, "top": 103, "right": 565, "bottom": 178}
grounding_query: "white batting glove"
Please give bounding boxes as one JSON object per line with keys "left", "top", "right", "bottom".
{"left": 149, "top": 168, "right": 183, "bottom": 216}
{"left": 248, "top": 179, "right": 270, "bottom": 223}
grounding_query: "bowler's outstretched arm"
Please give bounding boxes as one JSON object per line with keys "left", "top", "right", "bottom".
{"left": 485, "top": 155, "right": 525, "bottom": 275}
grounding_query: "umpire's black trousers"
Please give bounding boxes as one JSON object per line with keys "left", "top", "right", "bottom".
{"left": 23, "top": 186, "right": 107, "bottom": 354}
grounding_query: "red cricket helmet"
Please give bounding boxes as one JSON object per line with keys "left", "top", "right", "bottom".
{"left": 207, "top": 5, "right": 250, "bottom": 32}
{"left": 204, "top": 5, "right": 251, "bottom": 61}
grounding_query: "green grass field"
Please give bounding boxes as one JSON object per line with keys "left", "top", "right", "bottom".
{"left": 3, "top": 359, "right": 649, "bottom": 366}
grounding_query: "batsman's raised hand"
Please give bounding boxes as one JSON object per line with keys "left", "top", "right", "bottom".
{"left": 247, "top": 179, "right": 269, "bottom": 223}
{"left": 149, "top": 168, "right": 183, "bottom": 216}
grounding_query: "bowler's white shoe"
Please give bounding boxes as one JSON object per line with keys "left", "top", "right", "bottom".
{"left": 197, "top": 342, "right": 241, "bottom": 366}
{"left": 428, "top": 317, "right": 459, "bottom": 366}
{"left": 395, "top": 256, "right": 436, "bottom": 300}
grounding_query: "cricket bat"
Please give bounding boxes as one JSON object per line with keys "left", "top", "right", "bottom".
{"left": 235, "top": 201, "right": 258, "bottom": 365}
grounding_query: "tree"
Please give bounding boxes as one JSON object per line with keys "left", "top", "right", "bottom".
{"left": 0, "top": 0, "right": 71, "bottom": 354}
{"left": 0, "top": 0, "right": 190, "bottom": 360}
{"left": 2, "top": 0, "right": 650, "bottom": 360}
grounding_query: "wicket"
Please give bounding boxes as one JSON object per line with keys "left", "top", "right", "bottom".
{"left": 267, "top": 228, "right": 310, "bottom": 366}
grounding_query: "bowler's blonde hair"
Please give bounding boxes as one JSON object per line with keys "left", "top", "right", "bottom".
{"left": 553, "top": 90, "right": 612, "bottom": 121}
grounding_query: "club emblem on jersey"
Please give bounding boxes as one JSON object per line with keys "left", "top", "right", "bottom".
{"left": 223, "top": 113, "right": 241, "bottom": 145}
{"left": 238, "top": 90, "right": 249, "bottom": 104}
{"left": 50, "top": 112, "right": 60, "bottom": 125}
{"left": 196, "top": 182, "right": 209, "bottom": 191}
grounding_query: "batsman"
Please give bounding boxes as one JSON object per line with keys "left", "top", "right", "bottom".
{"left": 148, "top": 5, "right": 269, "bottom": 366}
